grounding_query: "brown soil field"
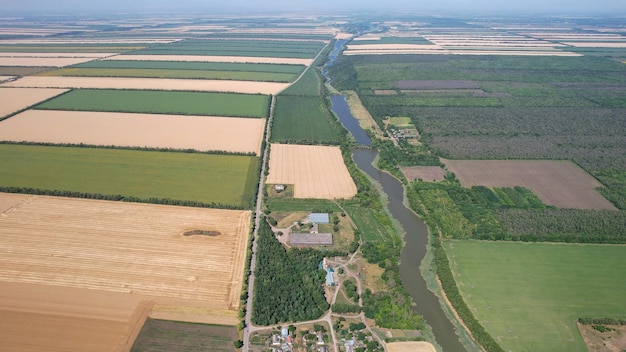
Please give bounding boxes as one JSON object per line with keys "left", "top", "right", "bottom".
{"left": 0, "top": 57, "right": 105, "bottom": 67}
{"left": 0, "top": 110, "right": 265, "bottom": 154}
{"left": 0, "top": 281, "right": 152, "bottom": 352}
{"left": 131, "top": 318, "right": 237, "bottom": 352}
{"left": 0, "top": 87, "right": 68, "bottom": 118}
{"left": 387, "top": 341, "right": 437, "bottom": 352}
{"left": 374, "top": 89, "right": 398, "bottom": 95}
{"left": 578, "top": 323, "right": 626, "bottom": 352}
{"left": 105, "top": 54, "right": 314, "bottom": 66}
{"left": 265, "top": 144, "right": 357, "bottom": 199}
{"left": 401, "top": 166, "right": 447, "bottom": 182}
{"left": 0, "top": 52, "right": 117, "bottom": 58}
{"left": 2, "top": 76, "right": 289, "bottom": 94}
{"left": 0, "top": 67, "right": 48, "bottom": 75}
{"left": 443, "top": 159, "right": 616, "bottom": 210}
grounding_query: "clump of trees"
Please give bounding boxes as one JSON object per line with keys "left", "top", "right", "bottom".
{"left": 252, "top": 219, "right": 328, "bottom": 325}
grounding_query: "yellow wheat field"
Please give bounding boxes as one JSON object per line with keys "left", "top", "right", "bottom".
{"left": 0, "top": 110, "right": 265, "bottom": 155}
{"left": 266, "top": 144, "right": 357, "bottom": 199}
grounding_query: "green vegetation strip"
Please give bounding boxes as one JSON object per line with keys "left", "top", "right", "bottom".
{"left": 0, "top": 144, "right": 259, "bottom": 209}
{"left": 38, "top": 67, "right": 297, "bottom": 82}
{"left": 445, "top": 240, "right": 626, "bottom": 352}
{"left": 131, "top": 319, "right": 237, "bottom": 352}
{"left": 36, "top": 89, "right": 270, "bottom": 118}
{"left": 343, "top": 204, "right": 396, "bottom": 243}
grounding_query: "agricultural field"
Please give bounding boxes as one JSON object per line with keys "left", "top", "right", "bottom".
{"left": 401, "top": 166, "right": 446, "bottom": 182}
{"left": 265, "top": 144, "right": 357, "bottom": 199}
{"left": 131, "top": 319, "right": 237, "bottom": 352}
{"left": 0, "top": 144, "right": 259, "bottom": 209}
{"left": 387, "top": 341, "right": 437, "bottom": 352}
{"left": 271, "top": 96, "right": 342, "bottom": 144}
{"left": 0, "top": 43, "right": 150, "bottom": 53}
{"left": 35, "top": 89, "right": 270, "bottom": 118}
{"left": 1, "top": 76, "right": 289, "bottom": 94}
{"left": 0, "top": 87, "right": 68, "bottom": 118}
{"left": 0, "top": 193, "right": 250, "bottom": 351}
{"left": 132, "top": 39, "right": 327, "bottom": 59}
{"left": 0, "top": 56, "right": 109, "bottom": 67}
{"left": 0, "top": 110, "right": 265, "bottom": 155}
{"left": 445, "top": 240, "right": 626, "bottom": 352}
{"left": 105, "top": 55, "right": 314, "bottom": 66}
{"left": 443, "top": 159, "right": 615, "bottom": 210}
{"left": 342, "top": 204, "right": 397, "bottom": 242}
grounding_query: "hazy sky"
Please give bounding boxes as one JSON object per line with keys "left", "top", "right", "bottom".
{"left": 2, "top": 0, "right": 625, "bottom": 16}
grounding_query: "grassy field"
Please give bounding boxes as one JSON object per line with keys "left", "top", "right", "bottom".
{"left": 445, "top": 240, "right": 626, "bottom": 352}
{"left": 36, "top": 89, "right": 269, "bottom": 117}
{"left": 0, "top": 44, "right": 147, "bottom": 52}
{"left": 131, "top": 319, "right": 237, "bottom": 352}
{"left": 0, "top": 144, "right": 259, "bottom": 208}
{"left": 343, "top": 204, "right": 397, "bottom": 242}
{"left": 266, "top": 198, "right": 341, "bottom": 213}
{"left": 134, "top": 39, "right": 326, "bottom": 58}
{"left": 279, "top": 65, "right": 321, "bottom": 96}
{"left": 270, "top": 96, "right": 341, "bottom": 144}
{"left": 38, "top": 67, "right": 298, "bottom": 83}
{"left": 72, "top": 60, "right": 305, "bottom": 74}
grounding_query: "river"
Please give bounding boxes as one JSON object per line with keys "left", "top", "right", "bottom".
{"left": 326, "top": 40, "right": 467, "bottom": 352}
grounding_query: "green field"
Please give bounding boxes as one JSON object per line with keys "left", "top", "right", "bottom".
{"left": 445, "top": 240, "right": 626, "bottom": 352}
{"left": 350, "top": 37, "right": 433, "bottom": 45}
{"left": 0, "top": 144, "right": 259, "bottom": 209}
{"left": 36, "top": 89, "right": 269, "bottom": 117}
{"left": 270, "top": 95, "right": 341, "bottom": 144}
{"left": 343, "top": 204, "right": 397, "bottom": 242}
{"left": 71, "top": 60, "right": 305, "bottom": 74}
{"left": 131, "top": 319, "right": 237, "bottom": 352}
{"left": 279, "top": 65, "right": 321, "bottom": 96}
{"left": 38, "top": 67, "right": 297, "bottom": 82}
{"left": 134, "top": 39, "right": 326, "bottom": 58}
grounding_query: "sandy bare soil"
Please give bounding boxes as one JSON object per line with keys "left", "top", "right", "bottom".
{"left": 0, "top": 193, "right": 251, "bottom": 309}
{"left": 0, "top": 110, "right": 265, "bottom": 155}
{"left": 2, "top": 76, "right": 289, "bottom": 94}
{"left": 266, "top": 144, "right": 357, "bottom": 199}
{"left": 387, "top": 341, "right": 437, "bottom": 352}
{"left": 578, "top": 323, "right": 626, "bottom": 352}
{"left": 0, "top": 57, "right": 105, "bottom": 67}
{"left": 0, "top": 87, "right": 68, "bottom": 117}
{"left": 0, "top": 52, "right": 118, "bottom": 58}
{"left": 443, "top": 159, "right": 616, "bottom": 210}
{"left": 344, "top": 90, "right": 381, "bottom": 132}
{"left": 105, "top": 54, "right": 314, "bottom": 66}
{"left": 401, "top": 166, "right": 447, "bottom": 182}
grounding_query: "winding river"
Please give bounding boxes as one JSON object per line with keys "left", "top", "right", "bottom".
{"left": 326, "top": 40, "right": 467, "bottom": 352}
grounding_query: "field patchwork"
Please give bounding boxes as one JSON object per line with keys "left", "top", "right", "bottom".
{"left": 266, "top": 144, "right": 357, "bottom": 199}
{"left": 105, "top": 54, "right": 314, "bottom": 66}
{"left": 443, "top": 159, "right": 616, "bottom": 209}
{"left": 0, "top": 110, "right": 265, "bottom": 155}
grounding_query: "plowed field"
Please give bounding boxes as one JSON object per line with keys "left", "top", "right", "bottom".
{"left": 266, "top": 144, "right": 356, "bottom": 199}
{"left": 0, "top": 110, "right": 265, "bottom": 154}
{"left": 443, "top": 159, "right": 616, "bottom": 209}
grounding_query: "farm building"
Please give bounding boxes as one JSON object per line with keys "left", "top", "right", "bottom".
{"left": 309, "top": 213, "right": 330, "bottom": 224}
{"left": 290, "top": 233, "right": 333, "bottom": 246}
{"left": 325, "top": 268, "right": 335, "bottom": 286}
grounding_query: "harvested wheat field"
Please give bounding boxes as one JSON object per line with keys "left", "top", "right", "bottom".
{"left": 0, "top": 110, "right": 265, "bottom": 154}
{"left": 0, "top": 87, "right": 68, "bottom": 117}
{"left": 0, "top": 57, "right": 105, "bottom": 67}
{"left": 0, "top": 193, "right": 249, "bottom": 350}
{"left": 2, "top": 76, "right": 289, "bottom": 94}
{"left": 0, "top": 281, "right": 152, "bottom": 352}
{"left": 266, "top": 144, "right": 356, "bottom": 199}
{"left": 443, "top": 159, "right": 616, "bottom": 209}
{"left": 401, "top": 166, "right": 446, "bottom": 182}
{"left": 105, "top": 54, "right": 314, "bottom": 66}
{"left": 387, "top": 341, "right": 437, "bottom": 352}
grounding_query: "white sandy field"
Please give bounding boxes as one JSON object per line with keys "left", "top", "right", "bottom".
{"left": 0, "top": 110, "right": 265, "bottom": 155}
{"left": 387, "top": 341, "right": 437, "bottom": 352}
{"left": 104, "top": 54, "right": 314, "bottom": 66}
{"left": 1, "top": 76, "right": 289, "bottom": 94}
{"left": 0, "top": 87, "right": 69, "bottom": 117}
{"left": 266, "top": 144, "right": 357, "bottom": 199}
